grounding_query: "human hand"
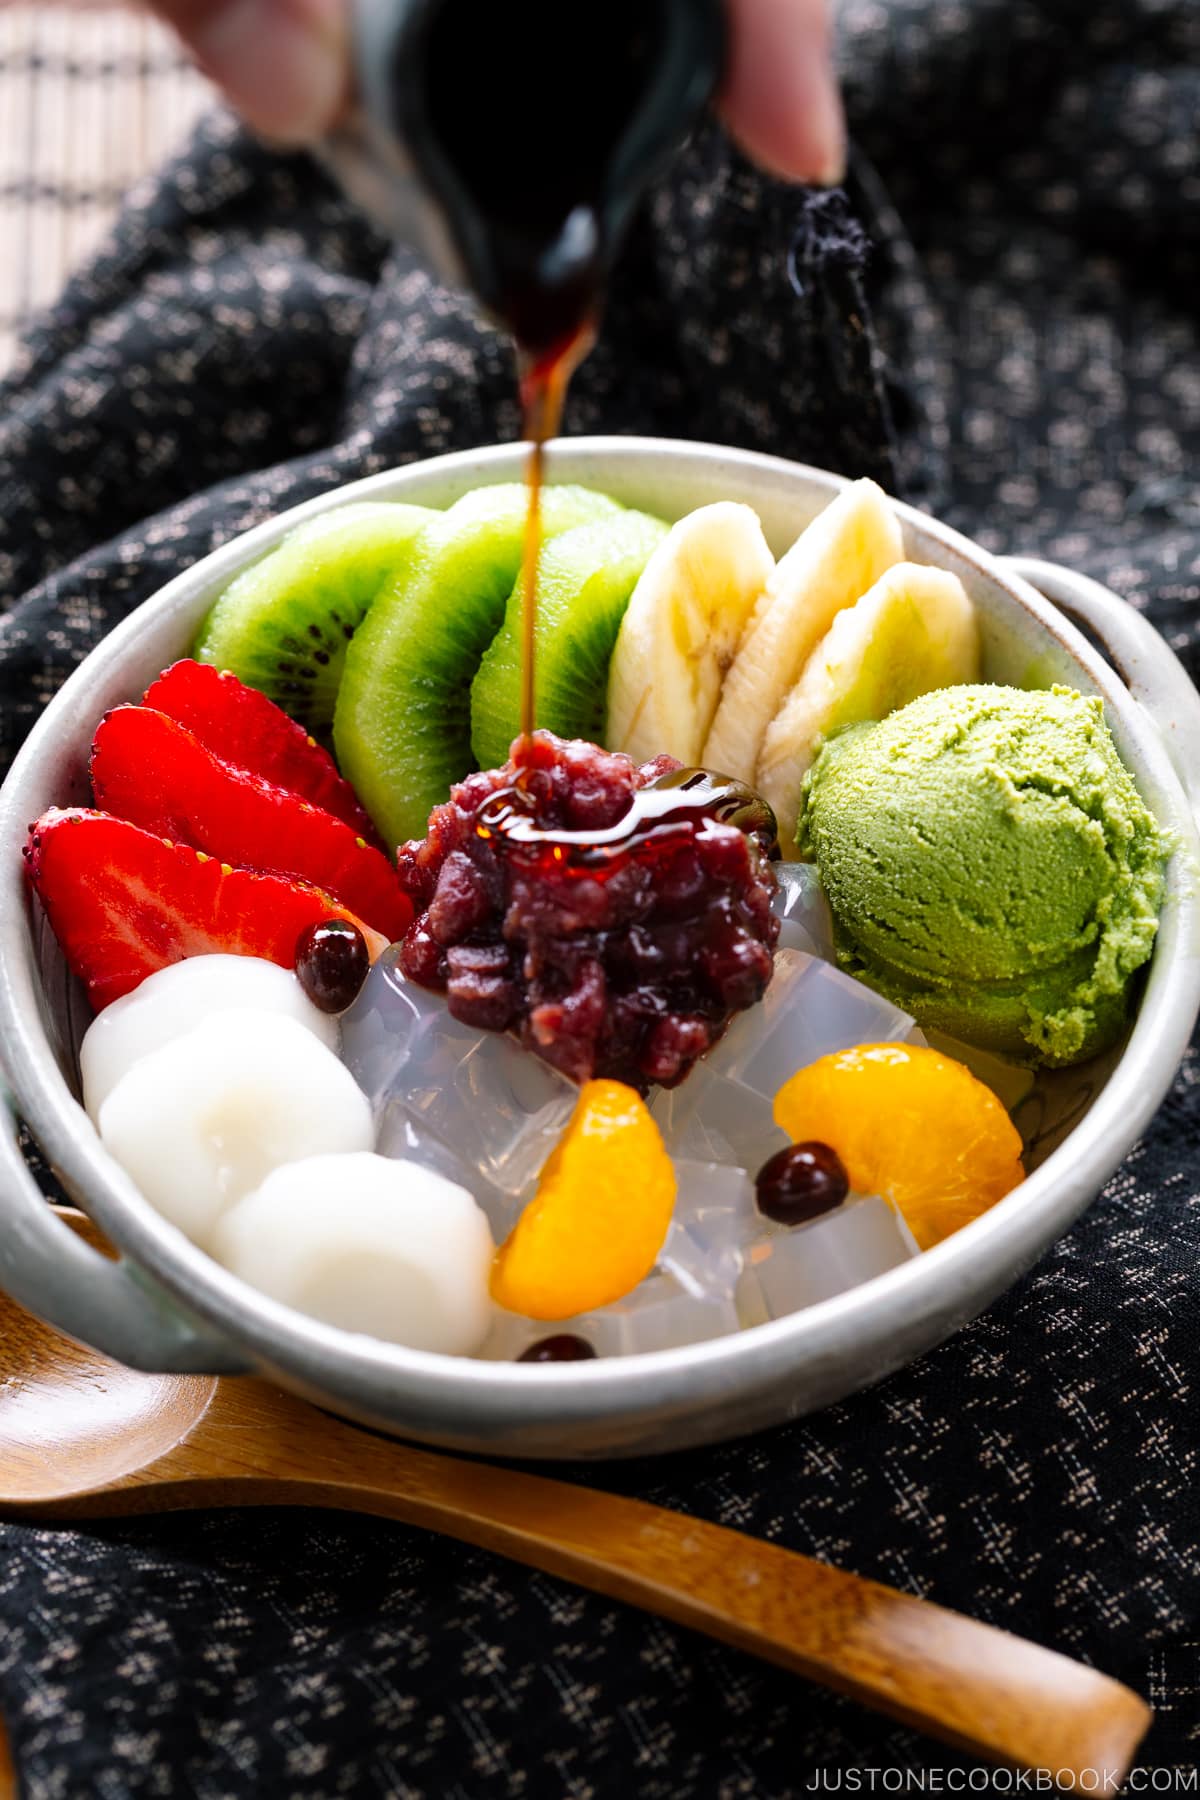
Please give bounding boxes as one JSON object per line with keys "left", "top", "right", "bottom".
{"left": 151, "top": 0, "right": 844, "bottom": 185}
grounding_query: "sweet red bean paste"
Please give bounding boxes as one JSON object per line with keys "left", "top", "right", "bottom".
{"left": 396, "top": 731, "right": 780, "bottom": 1088}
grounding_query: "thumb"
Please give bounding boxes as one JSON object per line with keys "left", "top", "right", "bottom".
{"left": 720, "top": 0, "right": 845, "bottom": 185}
{"left": 153, "top": 0, "right": 349, "bottom": 144}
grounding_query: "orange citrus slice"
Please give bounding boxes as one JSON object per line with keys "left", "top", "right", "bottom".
{"left": 773, "top": 1043, "right": 1024, "bottom": 1250}
{"left": 491, "top": 1078, "right": 677, "bottom": 1319}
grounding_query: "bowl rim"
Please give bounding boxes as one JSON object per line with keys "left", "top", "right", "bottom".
{"left": 2, "top": 436, "right": 1199, "bottom": 1445}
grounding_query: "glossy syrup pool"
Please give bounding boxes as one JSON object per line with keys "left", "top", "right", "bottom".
{"left": 475, "top": 765, "right": 779, "bottom": 877}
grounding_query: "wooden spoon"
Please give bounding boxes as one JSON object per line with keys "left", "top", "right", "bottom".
{"left": 0, "top": 1212, "right": 1149, "bottom": 1781}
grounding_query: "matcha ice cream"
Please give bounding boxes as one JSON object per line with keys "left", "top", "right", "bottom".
{"left": 797, "top": 684, "right": 1168, "bottom": 1066}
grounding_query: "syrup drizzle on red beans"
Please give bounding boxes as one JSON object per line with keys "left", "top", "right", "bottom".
{"left": 396, "top": 733, "right": 780, "bottom": 1089}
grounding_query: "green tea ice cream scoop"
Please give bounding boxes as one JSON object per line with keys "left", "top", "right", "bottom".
{"left": 797, "top": 684, "right": 1168, "bottom": 1066}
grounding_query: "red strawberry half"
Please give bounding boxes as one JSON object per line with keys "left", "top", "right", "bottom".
{"left": 142, "top": 660, "right": 381, "bottom": 846}
{"left": 92, "top": 705, "right": 412, "bottom": 942}
{"left": 24, "top": 808, "right": 388, "bottom": 1011}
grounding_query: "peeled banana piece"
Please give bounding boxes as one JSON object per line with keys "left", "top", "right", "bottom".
{"left": 701, "top": 479, "right": 904, "bottom": 785}
{"left": 605, "top": 502, "right": 775, "bottom": 766}
{"left": 758, "top": 561, "right": 981, "bottom": 854}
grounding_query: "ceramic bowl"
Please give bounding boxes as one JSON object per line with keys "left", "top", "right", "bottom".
{"left": 2, "top": 437, "right": 1199, "bottom": 1458}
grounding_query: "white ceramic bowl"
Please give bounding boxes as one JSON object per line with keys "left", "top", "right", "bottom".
{"left": 2, "top": 438, "right": 1199, "bottom": 1458}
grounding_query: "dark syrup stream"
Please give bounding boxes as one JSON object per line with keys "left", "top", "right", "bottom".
{"left": 390, "top": 0, "right": 733, "bottom": 844}
{"left": 505, "top": 316, "right": 780, "bottom": 864}
{"left": 516, "top": 325, "right": 595, "bottom": 748}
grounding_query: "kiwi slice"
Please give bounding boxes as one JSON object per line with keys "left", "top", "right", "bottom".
{"left": 333, "top": 483, "right": 623, "bottom": 849}
{"left": 191, "top": 501, "right": 436, "bottom": 736}
{"left": 470, "top": 510, "right": 668, "bottom": 772}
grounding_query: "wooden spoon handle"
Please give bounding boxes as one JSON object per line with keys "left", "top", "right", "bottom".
{"left": 0, "top": 1710, "right": 14, "bottom": 1800}
{"left": 140, "top": 1383, "right": 1148, "bottom": 1781}
{"left": 14, "top": 1453, "right": 1152, "bottom": 1777}
{"left": 299, "top": 1460, "right": 1147, "bottom": 1779}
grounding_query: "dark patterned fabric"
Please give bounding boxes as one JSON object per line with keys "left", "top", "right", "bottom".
{"left": 3, "top": 0, "right": 1200, "bottom": 1790}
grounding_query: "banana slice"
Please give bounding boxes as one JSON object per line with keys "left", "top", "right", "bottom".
{"left": 605, "top": 502, "right": 774, "bottom": 765}
{"left": 701, "top": 479, "right": 903, "bottom": 785}
{"left": 758, "top": 562, "right": 981, "bottom": 853}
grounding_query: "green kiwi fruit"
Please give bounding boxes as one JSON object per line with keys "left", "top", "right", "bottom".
{"left": 191, "top": 501, "right": 435, "bottom": 736}
{"left": 333, "top": 483, "right": 623, "bottom": 849}
{"left": 470, "top": 510, "right": 668, "bottom": 772}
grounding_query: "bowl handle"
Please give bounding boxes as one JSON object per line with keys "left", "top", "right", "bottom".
{"left": 1001, "top": 555, "right": 1200, "bottom": 818}
{"left": 0, "top": 1087, "right": 249, "bottom": 1374}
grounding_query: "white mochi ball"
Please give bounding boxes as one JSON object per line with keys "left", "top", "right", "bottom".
{"left": 81, "top": 954, "right": 339, "bottom": 1121}
{"left": 212, "top": 1152, "right": 495, "bottom": 1355}
{"left": 97, "top": 1010, "right": 372, "bottom": 1247}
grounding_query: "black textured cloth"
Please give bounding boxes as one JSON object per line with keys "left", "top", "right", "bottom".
{"left": 3, "top": 0, "right": 1200, "bottom": 1791}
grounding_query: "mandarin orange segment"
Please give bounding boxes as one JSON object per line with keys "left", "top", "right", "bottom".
{"left": 773, "top": 1043, "right": 1024, "bottom": 1250}
{"left": 491, "top": 1078, "right": 677, "bottom": 1320}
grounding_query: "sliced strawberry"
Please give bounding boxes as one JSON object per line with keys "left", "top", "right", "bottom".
{"left": 24, "top": 808, "right": 389, "bottom": 1011}
{"left": 91, "top": 705, "right": 412, "bottom": 942}
{"left": 142, "top": 660, "right": 381, "bottom": 846}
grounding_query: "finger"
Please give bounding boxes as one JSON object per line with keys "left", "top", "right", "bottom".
{"left": 153, "top": 0, "right": 349, "bottom": 144}
{"left": 719, "top": 0, "right": 845, "bottom": 185}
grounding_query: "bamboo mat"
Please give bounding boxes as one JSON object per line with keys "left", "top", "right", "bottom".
{"left": 0, "top": 7, "right": 212, "bottom": 372}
